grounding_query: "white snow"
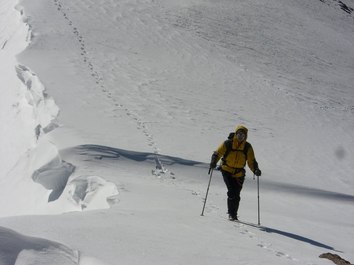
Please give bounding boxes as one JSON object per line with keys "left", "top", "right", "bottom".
{"left": 0, "top": 0, "right": 354, "bottom": 264}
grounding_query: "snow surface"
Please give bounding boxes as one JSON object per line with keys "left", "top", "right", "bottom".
{"left": 1, "top": 0, "right": 354, "bottom": 264}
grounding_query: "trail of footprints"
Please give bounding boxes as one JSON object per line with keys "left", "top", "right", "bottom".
{"left": 234, "top": 223, "right": 297, "bottom": 262}
{"left": 53, "top": 0, "right": 103, "bottom": 88}
{"left": 200, "top": 199, "right": 298, "bottom": 262}
{"left": 52, "top": 0, "right": 169, "bottom": 176}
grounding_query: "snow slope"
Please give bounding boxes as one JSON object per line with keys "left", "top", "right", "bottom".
{"left": 0, "top": 0, "right": 354, "bottom": 264}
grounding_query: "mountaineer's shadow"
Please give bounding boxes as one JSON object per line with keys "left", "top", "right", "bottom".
{"left": 238, "top": 221, "right": 341, "bottom": 252}
{"left": 261, "top": 226, "right": 342, "bottom": 252}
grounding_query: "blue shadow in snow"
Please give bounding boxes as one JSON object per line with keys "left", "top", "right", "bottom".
{"left": 0, "top": 226, "right": 78, "bottom": 264}
{"left": 75, "top": 144, "right": 206, "bottom": 167}
{"left": 260, "top": 180, "right": 354, "bottom": 203}
{"left": 74, "top": 145, "right": 354, "bottom": 203}
{"left": 261, "top": 226, "right": 341, "bottom": 252}
{"left": 238, "top": 221, "right": 341, "bottom": 252}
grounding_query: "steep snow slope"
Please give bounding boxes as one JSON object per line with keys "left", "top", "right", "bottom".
{"left": 17, "top": 0, "right": 354, "bottom": 190}
{"left": 0, "top": 0, "right": 33, "bottom": 179}
{"left": 0, "top": 0, "right": 353, "bottom": 264}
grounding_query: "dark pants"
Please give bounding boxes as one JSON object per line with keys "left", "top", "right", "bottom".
{"left": 222, "top": 171, "right": 245, "bottom": 218}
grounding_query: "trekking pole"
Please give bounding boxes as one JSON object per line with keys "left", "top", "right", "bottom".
{"left": 201, "top": 168, "right": 214, "bottom": 216}
{"left": 257, "top": 174, "right": 261, "bottom": 226}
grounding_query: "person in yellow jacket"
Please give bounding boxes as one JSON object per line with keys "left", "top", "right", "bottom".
{"left": 210, "top": 125, "right": 261, "bottom": 221}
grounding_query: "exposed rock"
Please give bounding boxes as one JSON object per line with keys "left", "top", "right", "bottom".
{"left": 320, "top": 253, "right": 353, "bottom": 265}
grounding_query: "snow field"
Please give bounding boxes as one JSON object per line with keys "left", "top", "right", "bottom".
{"left": 0, "top": 0, "right": 354, "bottom": 264}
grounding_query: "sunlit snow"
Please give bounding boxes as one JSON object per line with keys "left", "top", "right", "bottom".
{"left": 0, "top": 0, "right": 353, "bottom": 264}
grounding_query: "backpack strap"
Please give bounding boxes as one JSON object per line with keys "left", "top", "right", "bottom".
{"left": 244, "top": 142, "right": 251, "bottom": 158}
{"left": 222, "top": 139, "right": 232, "bottom": 162}
{"left": 223, "top": 132, "right": 250, "bottom": 161}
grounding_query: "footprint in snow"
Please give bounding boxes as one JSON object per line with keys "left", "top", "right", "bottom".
{"left": 234, "top": 223, "right": 296, "bottom": 261}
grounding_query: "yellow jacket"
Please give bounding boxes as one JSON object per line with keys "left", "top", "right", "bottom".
{"left": 214, "top": 125, "right": 258, "bottom": 177}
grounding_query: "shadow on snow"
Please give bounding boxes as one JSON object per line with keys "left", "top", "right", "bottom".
{"left": 33, "top": 144, "right": 354, "bottom": 204}
{"left": 74, "top": 144, "right": 205, "bottom": 167}
{"left": 237, "top": 221, "right": 341, "bottom": 252}
{"left": 0, "top": 226, "right": 78, "bottom": 264}
{"left": 260, "top": 180, "right": 354, "bottom": 203}
{"left": 75, "top": 145, "right": 354, "bottom": 203}
{"left": 262, "top": 226, "right": 341, "bottom": 252}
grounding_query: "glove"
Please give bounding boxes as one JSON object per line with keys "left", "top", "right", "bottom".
{"left": 254, "top": 168, "right": 262, "bottom": 177}
{"left": 210, "top": 161, "right": 217, "bottom": 169}
{"left": 210, "top": 153, "right": 218, "bottom": 169}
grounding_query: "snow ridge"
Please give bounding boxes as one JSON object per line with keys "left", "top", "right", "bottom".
{"left": 0, "top": 226, "right": 79, "bottom": 265}
{"left": 15, "top": 64, "right": 59, "bottom": 139}
{"left": 11, "top": 6, "right": 75, "bottom": 207}
{"left": 4, "top": 1, "right": 119, "bottom": 214}
{"left": 0, "top": 0, "right": 33, "bottom": 178}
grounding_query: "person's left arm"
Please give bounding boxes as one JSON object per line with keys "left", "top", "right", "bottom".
{"left": 247, "top": 145, "right": 261, "bottom": 176}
